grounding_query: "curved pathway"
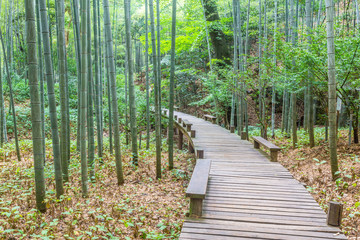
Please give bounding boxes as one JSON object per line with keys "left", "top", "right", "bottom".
{"left": 175, "top": 111, "right": 346, "bottom": 240}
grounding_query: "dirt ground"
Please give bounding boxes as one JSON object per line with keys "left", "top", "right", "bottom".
{"left": 272, "top": 130, "right": 360, "bottom": 239}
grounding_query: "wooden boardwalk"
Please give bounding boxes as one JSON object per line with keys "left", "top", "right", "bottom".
{"left": 175, "top": 112, "right": 346, "bottom": 240}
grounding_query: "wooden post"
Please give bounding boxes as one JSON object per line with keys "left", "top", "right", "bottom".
{"left": 174, "top": 115, "right": 178, "bottom": 120}
{"left": 189, "top": 198, "right": 203, "bottom": 217}
{"left": 178, "top": 131, "right": 183, "bottom": 150}
{"left": 191, "top": 130, "right": 196, "bottom": 138}
{"left": 178, "top": 118, "right": 182, "bottom": 123}
{"left": 186, "top": 124, "right": 192, "bottom": 132}
{"left": 254, "top": 140, "right": 260, "bottom": 149}
{"left": 230, "top": 125, "right": 235, "bottom": 133}
{"left": 197, "top": 149, "right": 204, "bottom": 159}
{"left": 327, "top": 201, "right": 343, "bottom": 226}
{"left": 188, "top": 141, "right": 194, "bottom": 153}
{"left": 270, "top": 150, "right": 278, "bottom": 162}
{"left": 241, "top": 131, "right": 247, "bottom": 140}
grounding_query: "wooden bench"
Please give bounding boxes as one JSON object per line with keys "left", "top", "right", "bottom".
{"left": 186, "top": 159, "right": 211, "bottom": 217}
{"left": 204, "top": 114, "right": 217, "bottom": 124}
{"left": 252, "top": 136, "right": 281, "bottom": 162}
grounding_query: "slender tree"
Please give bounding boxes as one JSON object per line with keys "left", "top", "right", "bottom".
{"left": 103, "top": 0, "right": 124, "bottom": 184}
{"left": 168, "top": 0, "right": 176, "bottom": 170}
{"left": 55, "top": 0, "right": 69, "bottom": 182}
{"left": 93, "top": 0, "right": 103, "bottom": 160}
{"left": 124, "top": 51, "right": 129, "bottom": 145}
{"left": 231, "top": 0, "right": 238, "bottom": 130}
{"left": 149, "top": 0, "right": 161, "bottom": 179}
{"left": 38, "top": 0, "right": 64, "bottom": 197}
{"left": 124, "top": 0, "right": 139, "bottom": 165}
{"left": 0, "top": 52, "right": 3, "bottom": 147}
{"left": 292, "top": 93, "right": 297, "bottom": 148}
{"left": 80, "top": 0, "right": 89, "bottom": 196}
{"left": 35, "top": 0, "right": 46, "bottom": 161}
{"left": 156, "top": 0, "right": 161, "bottom": 113}
{"left": 72, "top": 0, "right": 82, "bottom": 152}
{"left": 0, "top": 27, "right": 21, "bottom": 162}
{"left": 145, "top": 0, "right": 150, "bottom": 150}
{"left": 271, "top": 0, "right": 277, "bottom": 138}
{"left": 27, "top": 0, "right": 46, "bottom": 212}
{"left": 87, "top": 0, "right": 95, "bottom": 181}
{"left": 107, "top": 55, "right": 113, "bottom": 153}
{"left": 306, "top": 0, "right": 315, "bottom": 147}
{"left": 325, "top": 0, "right": 339, "bottom": 179}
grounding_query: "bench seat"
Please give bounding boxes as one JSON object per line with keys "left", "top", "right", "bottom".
{"left": 204, "top": 114, "right": 217, "bottom": 124}
{"left": 186, "top": 159, "right": 211, "bottom": 217}
{"left": 252, "top": 136, "right": 281, "bottom": 162}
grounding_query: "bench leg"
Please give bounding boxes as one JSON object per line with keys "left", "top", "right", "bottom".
{"left": 327, "top": 201, "right": 343, "bottom": 226}
{"left": 178, "top": 131, "right": 183, "bottom": 150}
{"left": 241, "top": 131, "right": 247, "bottom": 140}
{"left": 189, "top": 198, "right": 203, "bottom": 217}
{"left": 187, "top": 125, "right": 192, "bottom": 132}
{"left": 254, "top": 141, "right": 260, "bottom": 149}
{"left": 197, "top": 149, "right": 204, "bottom": 159}
{"left": 270, "top": 150, "right": 278, "bottom": 162}
{"left": 188, "top": 141, "right": 194, "bottom": 153}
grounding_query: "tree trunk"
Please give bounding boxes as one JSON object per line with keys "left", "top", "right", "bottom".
{"left": 325, "top": 0, "right": 339, "bottom": 180}
{"left": 149, "top": 0, "right": 162, "bottom": 179}
{"left": 145, "top": 0, "right": 150, "bottom": 150}
{"left": 0, "top": 51, "right": 3, "bottom": 147}
{"left": 87, "top": 0, "right": 95, "bottom": 181}
{"left": 353, "top": 112, "right": 359, "bottom": 144}
{"left": 103, "top": 0, "right": 124, "bottom": 185}
{"left": 38, "top": 0, "right": 64, "bottom": 197}
{"left": 156, "top": 0, "right": 161, "bottom": 123}
{"left": 27, "top": 0, "right": 46, "bottom": 212}
{"left": 271, "top": 0, "right": 277, "bottom": 138}
{"left": 202, "top": 0, "right": 231, "bottom": 64}
{"left": 124, "top": 0, "right": 139, "bottom": 165}
{"left": 93, "top": 0, "right": 102, "bottom": 161}
{"left": 106, "top": 54, "right": 113, "bottom": 153}
{"left": 124, "top": 52, "right": 129, "bottom": 145}
{"left": 292, "top": 93, "right": 297, "bottom": 148}
{"left": 36, "top": 0, "right": 46, "bottom": 162}
{"left": 56, "top": 0, "right": 69, "bottom": 182}
{"left": 72, "top": 0, "right": 82, "bottom": 152}
{"left": 168, "top": 0, "right": 176, "bottom": 170}
{"left": 79, "top": 0, "right": 89, "bottom": 196}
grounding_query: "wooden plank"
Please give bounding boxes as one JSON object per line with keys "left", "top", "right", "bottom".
{"left": 181, "top": 227, "right": 345, "bottom": 240}
{"left": 183, "top": 222, "right": 345, "bottom": 239}
{"left": 186, "top": 218, "right": 341, "bottom": 233}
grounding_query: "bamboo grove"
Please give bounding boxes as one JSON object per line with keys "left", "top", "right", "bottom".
{"left": 0, "top": 0, "right": 358, "bottom": 212}
{"left": 0, "top": 0, "right": 177, "bottom": 212}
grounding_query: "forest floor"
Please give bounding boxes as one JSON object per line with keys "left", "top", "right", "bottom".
{"left": 267, "top": 129, "right": 360, "bottom": 239}
{"left": 0, "top": 136, "right": 194, "bottom": 240}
